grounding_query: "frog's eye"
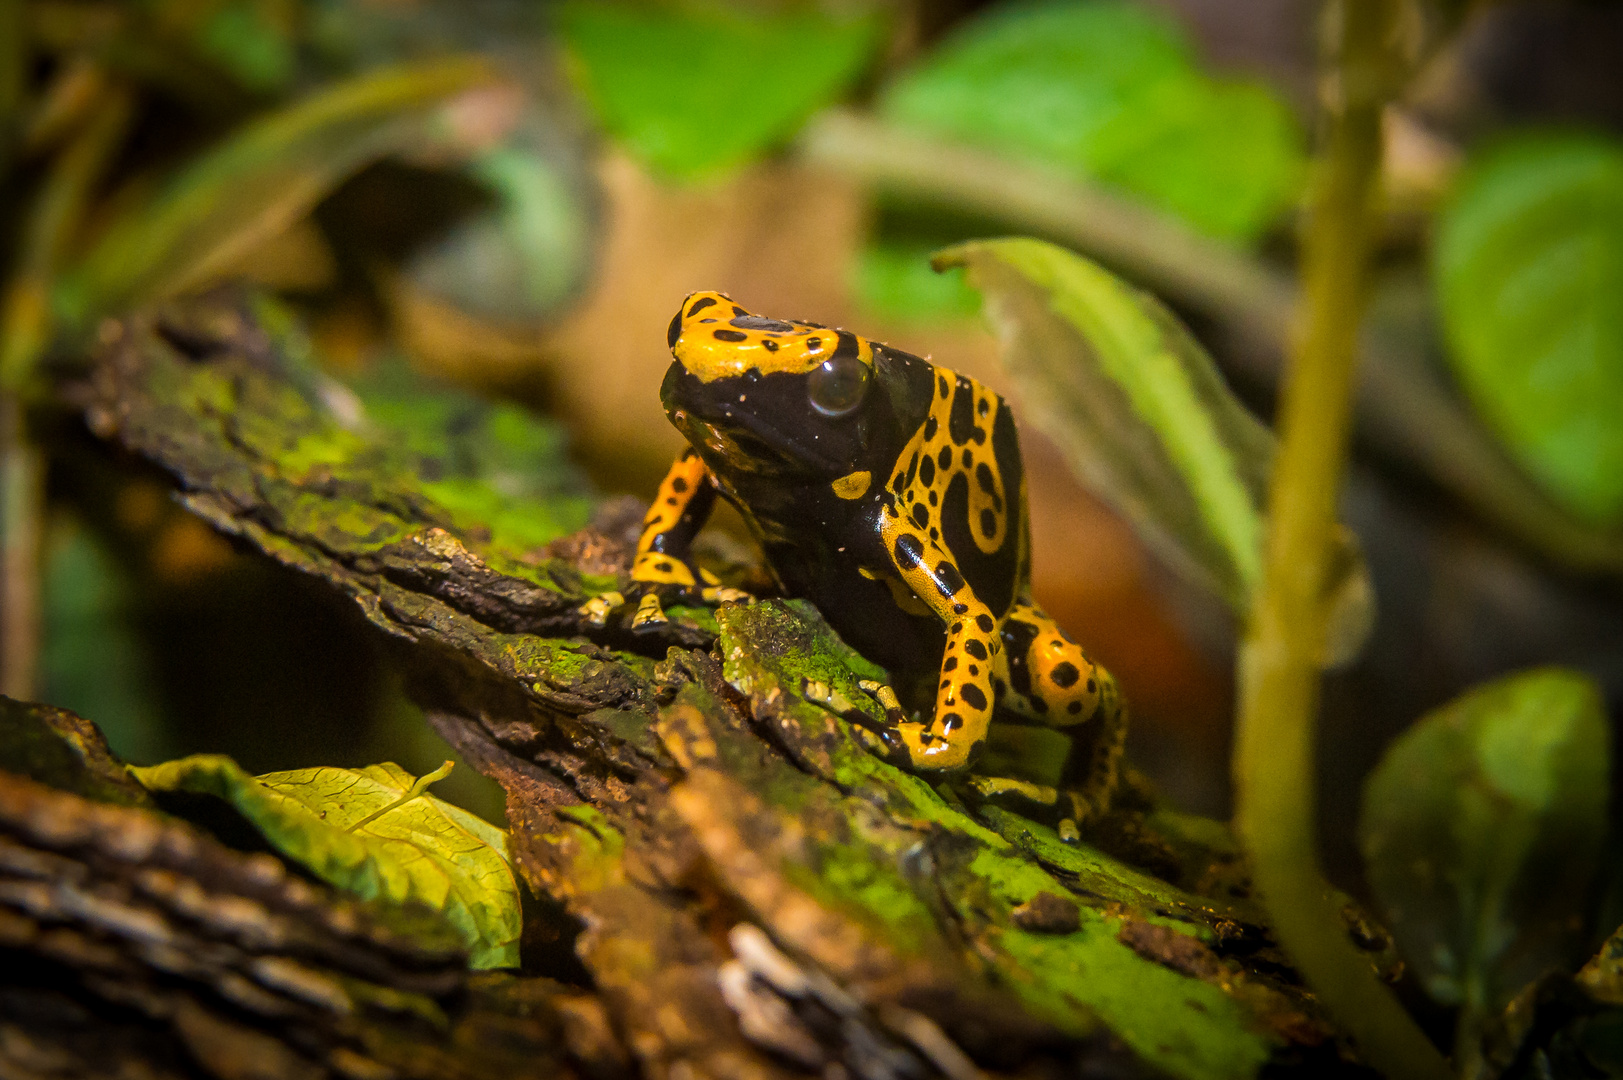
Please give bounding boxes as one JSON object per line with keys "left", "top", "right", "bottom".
{"left": 807, "top": 355, "right": 868, "bottom": 418}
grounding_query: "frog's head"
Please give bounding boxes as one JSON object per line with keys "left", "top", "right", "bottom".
{"left": 662, "top": 291, "right": 902, "bottom": 478}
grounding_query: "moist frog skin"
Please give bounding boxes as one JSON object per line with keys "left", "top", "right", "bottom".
{"left": 589, "top": 290, "right": 1127, "bottom": 825}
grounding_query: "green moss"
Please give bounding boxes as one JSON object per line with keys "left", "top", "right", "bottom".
{"left": 996, "top": 923, "right": 1272, "bottom": 1078}
{"left": 787, "top": 838, "right": 940, "bottom": 954}
{"left": 422, "top": 477, "right": 591, "bottom": 557}
{"left": 550, "top": 804, "right": 627, "bottom": 893}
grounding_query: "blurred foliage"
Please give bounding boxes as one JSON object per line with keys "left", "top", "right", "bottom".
{"left": 404, "top": 137, "right": 593, "bottom": 323}
{"left": 1434, "top": 130, "right": 1623, "bottom": 528}
{"left": 56, "top": 56, "right": 503, "bottom": 334}
{"left": 879, "top": 0, "right": 1305, "bottom": 245}
{"left": 134, "top": 754, "right": 522, "bottom": 968}
{"left": 1359, "top": 669, "right": 1610, "bottom": 1057}
{"left": 851, "top": 232, "right": 982, "bottom": 323}
{"left": 556, "top": 0, "right": 882, "bottom": 182}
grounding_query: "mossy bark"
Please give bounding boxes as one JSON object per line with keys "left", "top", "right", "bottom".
{"left": 14, "top": 289, "right": 1400, "bottom": 1079}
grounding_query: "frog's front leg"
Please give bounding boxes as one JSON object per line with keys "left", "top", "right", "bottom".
{"left": 869, "top": 521, "right": 1002, "bottom": 771}
{"left": 995, "top": 599, "right": 1128, "bottom": 826}
{"left": 580, "top": 448, "right": 746, "bottom": 629}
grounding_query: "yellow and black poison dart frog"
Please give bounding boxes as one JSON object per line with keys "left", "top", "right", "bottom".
{"left": 593, "top": 291, "right": 1128, "bottom": 824}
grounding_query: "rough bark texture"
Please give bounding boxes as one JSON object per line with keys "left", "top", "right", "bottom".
{"left": 3, "top": 290, "right": 1401, "bottom": 1079}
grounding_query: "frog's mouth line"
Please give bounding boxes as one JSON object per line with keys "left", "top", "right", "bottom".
{"left": 663, "top": 365, "right": 854, "bottom": 477}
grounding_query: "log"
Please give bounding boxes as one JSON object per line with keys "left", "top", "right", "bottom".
{"left": 7, "top": 288, "right": 1401, "bottom": 1078}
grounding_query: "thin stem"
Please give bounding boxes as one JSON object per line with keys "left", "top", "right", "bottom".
{"left": 1234, "top": 2, "right": 1451, "bottom": 1077}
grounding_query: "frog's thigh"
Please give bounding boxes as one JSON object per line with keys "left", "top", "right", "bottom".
{"left": 995, "top": 599, "right": 1128, "bottom": 820}
{"left": 880, "top": 526, "right": 999, "bottom": 771}
{"left": 994, "top": 601, "right": 1110, "bottom": 727}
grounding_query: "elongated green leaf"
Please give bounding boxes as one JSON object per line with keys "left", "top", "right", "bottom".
{"left": 557, "top": 2, "right": 880, "bottom": 181}
{"left": 59, "top": 56, "right": 504, "bottom": 326}
{"left": 1435, "top": 132, "right": 1623, "bottom": 526}
{"left": 132, "top": 755, "right": 521, "bottom": 969}
{"left": 935, "top": 237, "right": 1372, "bottom": 663}
{"left": 880, "top": 0, "right": 1303, "bottom": 244}
{"left": 1358, "top": 668, "right": 1609, "bottom": 1015}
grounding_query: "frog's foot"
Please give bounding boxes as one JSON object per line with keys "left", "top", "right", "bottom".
{"left": 632, "top": 591, "right": 668, "bottom": 629}
{"left": 575, "top": 585, "right": 674, "bottom": 632}
{"left": 577, "top": 590, "right": 626, "bottom": 629}
{"left": 799, "top": 677, "right": 914, "bottom": 763}
{"left": 957, "top": 776, "right": 1103, "bottom": 845}
{"left": 701, "top": 585, "right": 753, "bottom": 605}
{"left": 857, "top": 679, "right": 910, "bottom": 728}
{"left": 963, "top": 774, "right": 1059, "bottom": 811}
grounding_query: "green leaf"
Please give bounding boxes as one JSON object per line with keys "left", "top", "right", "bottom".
{"left": 879, "top": 0, "right": 1304, "bottom": 244}
{"left": 557, "top": 2, "right": 881, "bottom": 181}
{"left": 1358, "top": 668, "right": 1610, "bottom": 1013}
{"left": 132, "top": 755, "right": 522, "bottom": 969}
{"left": 58, "top": 56, "right": 502, "bottom": 326}
{"left": 1434, "top": 132, "right": 1623, "bottom": 526}
{"left": 935, "top": 237, "right": 1372, "bottom": 664}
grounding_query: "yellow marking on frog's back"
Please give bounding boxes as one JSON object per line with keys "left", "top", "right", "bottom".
{"left": 669, "top": 291, "right": 873, "bottom": 383}
{"left": 886, "top": 366, "right": 1010, "bottom": 557}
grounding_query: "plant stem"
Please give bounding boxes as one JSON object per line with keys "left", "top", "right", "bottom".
{"left": 1234, "top": 2, "right": 1451, "bottom": 1077}
{"left": 1, "top": 395, "right": 43, "bottom": 700}
{"left": 0, "top": 82, "right": 130, "bottom": 699}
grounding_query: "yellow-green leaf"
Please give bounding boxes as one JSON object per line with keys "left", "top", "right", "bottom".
{"left": 58, "top": 56, "right": 504, "bottom": 327}
{"left": 935, "top": 237, "right": 1372, "bottom": 665}
{"left": 131, "top": 755, "right": 520, "bottom": 969}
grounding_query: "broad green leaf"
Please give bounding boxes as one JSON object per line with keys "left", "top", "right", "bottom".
{"left": 880, "top": 0, "right": 1304, "bottom": 244}
{"left": 935, "top": 237, "right": 1372, "bottom": 664}
{"left": 1359, "top": 668, "right": 1609, "bottom": 1013}
{"left": 1434, "top": 132, "right": 1623, "bottom": 526}
{"left": 132, "top": 755, "right": 521, "bottom": 969}
{"left": 58, "top": 56, "right": 503, "bottom": 326}
{"left": 557, "top": 2, "right": 881, "bottom": 181}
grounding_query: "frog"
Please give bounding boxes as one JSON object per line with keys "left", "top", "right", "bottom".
{"left": 585, "top": 290, "right": 1128, "bottom": 828}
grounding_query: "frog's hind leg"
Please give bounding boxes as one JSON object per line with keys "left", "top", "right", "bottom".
{"left": 994, "top": 598, "right": 1128, "bottom": 829}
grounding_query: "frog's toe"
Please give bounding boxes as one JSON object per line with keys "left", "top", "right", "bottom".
{"left": 578, "top": 590, "right": 626, "bottom": 628}
{"left": 964, "top": 775, "right": 1060, "bottom": 812}
{"left": 856, "top": 679, "right": 910, "bottom": 728}
{"left": 1057, "top": 818, "right": 1082, "bottom": 844}
{"left": 800, "top": 677, "right": 859, "bottom": 716}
